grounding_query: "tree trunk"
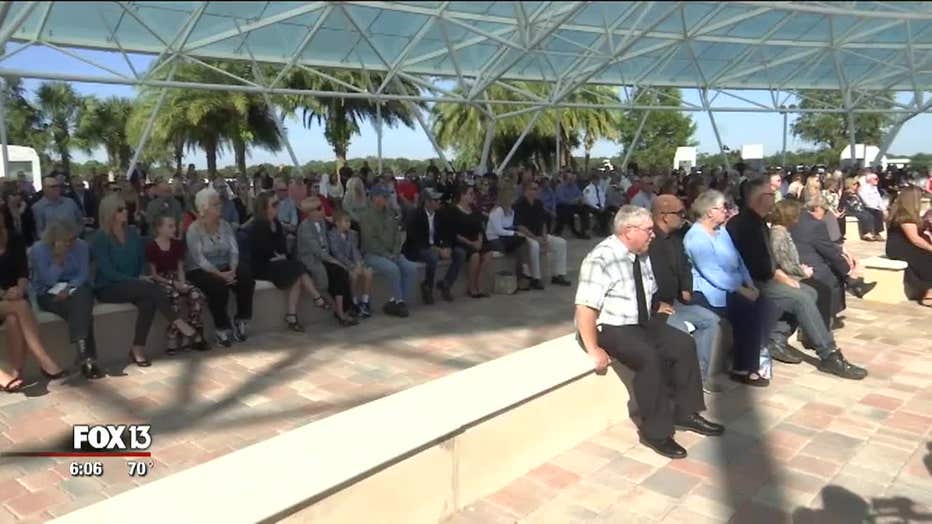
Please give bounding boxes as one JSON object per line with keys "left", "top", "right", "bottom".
{"left": 205, "top": 139, "right": 218, "bottom": 178}
{"left": 174, "top": 141, "right": 184, "bottom": 174}
{"left": 233, "top": 137, "right": 247, "bottom": 176}
{"left": 334, "top": 143, "right": 348, "bottom": 171}
{"left": 584, "top": 150, "right": 591, "bottom": 175}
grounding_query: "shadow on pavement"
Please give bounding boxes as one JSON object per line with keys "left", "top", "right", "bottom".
{"left": 793, "top": 485, "right": 932, "bottom": 523}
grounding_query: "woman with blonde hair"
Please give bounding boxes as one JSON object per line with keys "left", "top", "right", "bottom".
{"left": 886, "top": 186, "right": 932, "bottom": 306}
{"left": 92, "top": 194, "right": 197, "bottom": 366}
{"left": 342, "top": 176, "right": 368, "bottom": 222}
{"left": 0, "top": 213, "right": 65, "bottom": 392}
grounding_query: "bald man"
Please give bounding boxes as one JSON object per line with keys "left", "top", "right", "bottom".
{"left": 648, "top": 195, "right": 724, "bottom": 393}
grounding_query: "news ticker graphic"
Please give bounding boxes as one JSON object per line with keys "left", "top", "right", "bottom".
{"left": 0, "top": 425, "right": 155, "bottom": 478}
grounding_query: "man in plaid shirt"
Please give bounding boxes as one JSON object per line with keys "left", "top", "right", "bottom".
{"left": 575, "top": 205, "right": 724, "bottom": 459}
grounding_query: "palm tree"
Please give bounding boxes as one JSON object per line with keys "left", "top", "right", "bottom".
{"left": 282, "top": 69, "right": 424, "bottom": 168}
{"left": 35, "top": 82, "right": 81, "bottom": 173}
{"left": 1, "top": 78, "right": 48, "bottom": 154}
{"left": 129, "top": 61, "right": 282, "bottom": 177}
{"left": 74, "top": 96, "right": 134, "bottom": 170}
{"left": 432, "top": 82, "right": 620, "bottom": 172}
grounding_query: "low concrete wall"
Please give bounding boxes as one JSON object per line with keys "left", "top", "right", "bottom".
{"left": 49, "top": 334, "right": 634, "bottom": 524}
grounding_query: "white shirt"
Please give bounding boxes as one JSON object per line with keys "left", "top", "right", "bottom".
{"left": 486, "top": 206, "right": 516, "bottom": 241}
{"left": 426, "top": 210, "right": 436, "bottom": 245}
{"left": 575, "top": 235, "right": 658, "bottom": 327}
{"left": 583, "top": 182, "right": 606, "bottom": 209}
{"left": 630, "top": 190, "right": 655, "bottom": 210}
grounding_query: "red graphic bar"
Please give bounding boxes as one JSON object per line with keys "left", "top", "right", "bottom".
{"left": 0, "top": 451, "right": 152, "bottom": 458}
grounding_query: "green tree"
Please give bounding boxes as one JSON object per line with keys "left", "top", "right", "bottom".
{"left": 432, "top": 82, "right": 619, "bottom": 173}
{"left": 618, "top": 88, "right": 697, "bottom": 174}
{"left": 282, "top": 69, "right": 423, "bottom": 169}
{"left": 35, "top": 82, "right": 81, "bottom": 173}
{"left": 790, "top": 90, "right": 895, "bottom": 152}
{"left": 1, "top": 78, "right": 48, "bottom": 156}
{"left": 74, "top": 96, "right": 134, "bottom": 170}
{"left": 129, "top": 61, "right": 282, "bottom": 177}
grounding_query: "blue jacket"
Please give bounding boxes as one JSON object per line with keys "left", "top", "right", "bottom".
{"left": 683, "top": 223, "right": 751, "bottom": 308}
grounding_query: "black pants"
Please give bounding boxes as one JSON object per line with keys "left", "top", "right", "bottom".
{"left": 323, "top": 260, "right": 351, "bottom": 298}
{"left": 187, "top": 267, "right": 255, "bottom": 330}
{"left": 864, "top": 208, "right": 885, "bottom": 235}
{"left": 801, "top": 277, "right": 836, "bottom": 329}
{"left": 555, "top": 204, "right": 589, "bottom": 236}
{"left": 694, "top": 291, "right": 775, "bottom": 374}
{"left": 587, "top": 207, "right": 612, "bottom": 236}
{"left": 96, "top": 279, "right": 177, "bottom": 347}
{"left": 596, "top": 318, "right": 705, "bottom": 439}
{"left": 37, "top": 284, "right": 97, "bottom": 359}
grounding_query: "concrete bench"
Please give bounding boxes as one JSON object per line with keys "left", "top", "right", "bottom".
{"left": 0, "top": 243, "right": 571, "bottom": 380}
{"left": 862, "top": 256, "right": 909, "bottom": 304}
{"left": 49, "top": 334, "right": 634, "bottom": 524}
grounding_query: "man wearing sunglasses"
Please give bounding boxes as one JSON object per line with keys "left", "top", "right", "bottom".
{"left": 648, "top": 195, "right": 723, "bottom": 393}
{"left": 32, "top": 175, "right": 84, "bottom": 236}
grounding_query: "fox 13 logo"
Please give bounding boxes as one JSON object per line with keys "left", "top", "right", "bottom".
{"left": 72, "top": 425, "right": 152, "bottom": 452}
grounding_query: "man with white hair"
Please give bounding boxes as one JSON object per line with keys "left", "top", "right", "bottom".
{"left": 575, "top": 205, "right": 723, "bottom": 459}
{"left": 630, "top": 176, "right": 657, "bottom": 210}
{"left": 857, "top": 170, "right": 887, "bottom": 239}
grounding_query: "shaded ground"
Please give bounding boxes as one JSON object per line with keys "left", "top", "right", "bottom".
{"left": 0, "top": 240, "right": 596, "bottom": 522}
{"left": 448, "top": 237, "right": 932, "bottom": 523}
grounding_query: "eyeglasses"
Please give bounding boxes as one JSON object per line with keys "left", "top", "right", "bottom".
{"left": 663, "top": 210, "right": 687, "bottom": 218}
{"left": 116, "top": 207, "right": 125, "bottom": 212}
{"left": 627, "top": 225, "right": 655, "bottom": 236}
{"left": 310, "top": 205, "right": 322, "bottom": 211}
{"left": 46, "top": 184, "right": 61, "bottom": 189}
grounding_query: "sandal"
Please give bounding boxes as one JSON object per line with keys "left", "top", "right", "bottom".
{"left": 313, "top": 296, "right": 331, "bottom": 310}
{"left": 285, "top": 314, "right": 306, "bottom": 332}
{"left": 334, "top": 312, "right": 359, "bottom": 327}
{"left": 2, "top": 376, "right": 25, "bottom": 393}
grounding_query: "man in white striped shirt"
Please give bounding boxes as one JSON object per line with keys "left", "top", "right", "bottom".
{"left": 575, "top": 205, "right": 724, "bottom": 459}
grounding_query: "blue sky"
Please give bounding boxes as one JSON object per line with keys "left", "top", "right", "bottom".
{"left": 4, "top": 44, "right": 930, "bottom": 169}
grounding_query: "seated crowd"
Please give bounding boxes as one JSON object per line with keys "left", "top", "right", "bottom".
{"left": 575, "top": 164, "right": 931, "bottom": 458}
{"left": 0, "top": 158, "right": 929, "bottom": 430}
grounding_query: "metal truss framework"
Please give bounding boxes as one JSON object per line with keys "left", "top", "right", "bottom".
{"left": 2, "top": 1, "right": 932, "bottom": 174}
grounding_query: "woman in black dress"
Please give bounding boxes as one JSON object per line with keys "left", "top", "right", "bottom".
{"left": 447, "top": 186, "right": 493, "bottom": 298}
{"left": 250, "top": 192, "right": 329, "bottom": 331}
{"left": 885, "top": 187, "right": 932, "bottom": 306}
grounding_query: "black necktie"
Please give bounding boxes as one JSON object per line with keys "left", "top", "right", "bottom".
{"left": 633, "top": 255, "right": 649, "bottom": 326}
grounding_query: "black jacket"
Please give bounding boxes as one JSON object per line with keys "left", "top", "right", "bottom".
{"left": 68, "top": 190, "right": 99, "bottom": 228}
{"left": 2, "top": 205, "right": 37, "bottom": 247}
{"left": 402, "top": 207, "right": 450, "bottom": 259}
{"left": 647, "top": 226, "right": 693, "bottom": 308}
{"left": 789, "top": 211, "right": 849, "bottom": 282}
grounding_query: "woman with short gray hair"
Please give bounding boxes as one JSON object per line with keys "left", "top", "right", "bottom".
{"left": 185, "top": 186, "right": 255, "bottom": 347}
{"left": 684, "top": 190, "right": 773, "bottom": 387}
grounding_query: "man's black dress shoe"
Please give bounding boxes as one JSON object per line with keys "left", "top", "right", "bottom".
{"left": 675, "top": 413, "right": 725, "bottom": 436}
{"left": 639, "top": 435, "right": 687, "bottom": 459}
{"left": 770, "top": 342, "right": 803, "bottom": 364}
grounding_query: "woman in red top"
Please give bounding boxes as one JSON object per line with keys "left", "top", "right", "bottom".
{"left": 146, "top": 215, "right": 207, "bottom": 353}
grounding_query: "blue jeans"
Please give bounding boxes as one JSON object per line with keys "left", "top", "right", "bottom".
{"left": 665, "top": 300, "right": 722, "bottom": 380}
{"left": 412, "top": 247, "right": 465, "bottom": 289}
{"left": 758, "top": 279, "right": 836, "bottom": 359}
{"left": 364, "top": 254, "right": 418, "bottom": 303}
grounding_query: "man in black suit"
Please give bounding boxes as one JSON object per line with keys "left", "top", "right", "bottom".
{"left": 67, "top": 174, "right": 99, "bottom": 231}
{"left": 402, "top": 188, "right": 465, "bottom": 304}
{"left": 790, "top": 195, "right": 876, "bottom": 329}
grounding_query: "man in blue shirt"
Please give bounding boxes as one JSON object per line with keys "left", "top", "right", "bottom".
{"left": 32, "top": 176, "right": 84, "bottom": 236}
{"left": 554, "top": 171, "right": 590, "bottom": 239}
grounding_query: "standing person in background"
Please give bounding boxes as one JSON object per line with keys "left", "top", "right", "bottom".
{"left": 213, "top": 179, "right": 241, "bottom": 227}
{"left": 32, "top": 176, "right": 83, "bottom": 236}
{"left": 397, "top": 168, "right": 421, "bottom": 220}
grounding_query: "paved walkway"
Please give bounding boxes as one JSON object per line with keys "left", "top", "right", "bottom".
{"left": 448, "top": 238, "right": 932, "bottom": 523}
{"left": 0, "top": 240, "right": 595, "bottom": 523}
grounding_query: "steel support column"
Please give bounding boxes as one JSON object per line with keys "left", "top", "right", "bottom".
{"left": 781, "top": 110, "right": 788, "bottom": 168}
{"left": 479, "top": 118, "right": 496, "bottom": 174}
{"left": 412, "top": 105, "right": 451, "bottom": 171}
{"left": 622, "top": 110, "right": 650, "bottom": 173}
{"left": 702, "top": 90, "right": 730, "bottom": 171}
{"left": 376, "top": 102, "right": 383, "bottom": 173}
{"left": 0, "top": 78, "right": 9, "bottom": 181}
{"left": 496, "top": 108, "right": 544, "bottom": 174}
{"left": 261, "top": 91, "right": 301, "bottom": 172}
{"left": 124, "top": 63, "right": 178, "bottom": 181}
{"left": 555, "top": 112, "right": 561, "bottom": 172}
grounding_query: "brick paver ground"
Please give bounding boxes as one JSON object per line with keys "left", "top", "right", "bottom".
{"left": 448, "top": 237, "right": 932, "bottom": 524}
{"left": 1, "top": 235, "right": 929, "bottom": 523}
{"left": 0, "top": 240, "right": 596, "bottom": 523}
